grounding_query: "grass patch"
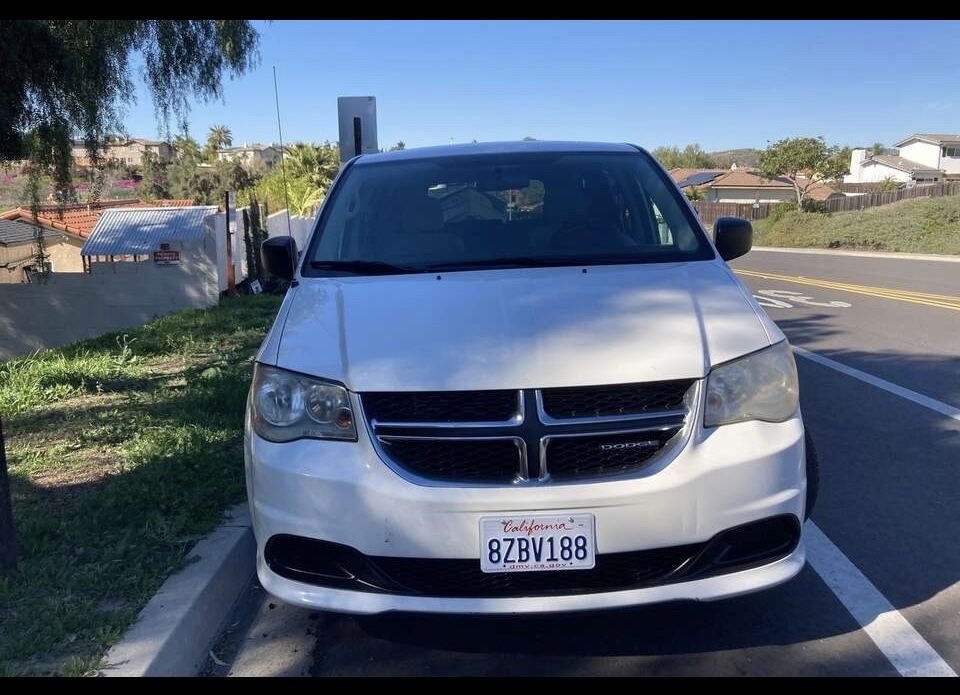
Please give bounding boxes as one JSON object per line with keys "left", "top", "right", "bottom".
{"left": 0, "top": 293, "right": 282, "bottom": 675}
{"left": 752, "top": 194, "right": 960, "bottom": 255}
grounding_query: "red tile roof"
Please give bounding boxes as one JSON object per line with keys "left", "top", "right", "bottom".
{"left": 0, "top": 199, "right": 197, "bottom": 237}
{"left": 709, "top": 170, "right": 794, "bottom": 189}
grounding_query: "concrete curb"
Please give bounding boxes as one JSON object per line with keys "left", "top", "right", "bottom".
{"left": 101, "top": 502, "right": 255, "bottom": 677}
{"left": 751, "top": 246, "right": 960, "bottom": 263}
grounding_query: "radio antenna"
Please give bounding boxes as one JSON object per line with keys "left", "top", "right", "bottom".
{"left": 273, "top": 65, "right": 293, "bottom": 237}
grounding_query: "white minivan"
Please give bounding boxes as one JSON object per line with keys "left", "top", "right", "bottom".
{"left": 245, "top": 141, "right": 817, "bottom": 615}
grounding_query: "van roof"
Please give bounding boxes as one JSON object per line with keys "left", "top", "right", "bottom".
{"left": 356, "top": 140, "right": 642, "bottom": 164}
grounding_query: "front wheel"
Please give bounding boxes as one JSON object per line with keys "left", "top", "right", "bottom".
{"left": 804, "top": 428, "right": 820, "bottom": 520}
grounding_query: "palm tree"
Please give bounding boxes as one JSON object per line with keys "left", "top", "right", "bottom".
{"left": 878, "top": 176, "right": 899, "bottom": 193}
{"left": 207, "top": 125, "right": 233, "bottom": 152}
{"left": 284, "top": 142, "right": 340, "bottom": 190}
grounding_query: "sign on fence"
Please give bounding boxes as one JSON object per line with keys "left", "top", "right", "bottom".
{"left": 153, "top": 250, "right": 181, "bottom": 265}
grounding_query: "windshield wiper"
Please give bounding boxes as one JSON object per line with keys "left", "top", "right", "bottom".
{"left": 309, "top": 260, "right": 421, "bottom": 275}
{"left": 424, "top": 256, "right": 581, "bottom": 271}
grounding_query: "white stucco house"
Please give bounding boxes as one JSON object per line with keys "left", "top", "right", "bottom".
{"left": 844, "top": 133, "right": 960, "bottom": 184}
{"left": 217, "top": 144, "right": 282, "bottom": 170}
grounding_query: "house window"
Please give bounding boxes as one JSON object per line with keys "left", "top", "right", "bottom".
{"left": 942, "top": 146, "right": 960, "bottom": 158}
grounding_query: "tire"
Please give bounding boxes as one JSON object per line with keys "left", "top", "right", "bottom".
{"left": 804, "top": 428, "right": 820, "bottom": 520}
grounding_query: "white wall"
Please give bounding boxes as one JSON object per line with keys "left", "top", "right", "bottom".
{"left": 708, "top": 187, "right": 794, "bottom": 204}
{"left": 854, "top": 162, "right": 912, "bottom": 183}
{"left": 205, "top": 211, "right": 249, "bottom": 291}
{"left": 0, "top": 234, "right": 220, "bottom": 359}
{"left": 265, "top": 209, "right": 314, "bottom": 253}
{"left": 843, "top": 149, "right": 868, "bottom": 183}
{"left": 937, "top": 147, "right": 960, "bottom": 175}
{"left": 898, "top": 141, "right": 941, "bottom": 169}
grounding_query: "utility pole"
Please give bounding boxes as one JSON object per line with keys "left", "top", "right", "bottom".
{"left": 0, "top": 416, "right": 17, "bottom": 573}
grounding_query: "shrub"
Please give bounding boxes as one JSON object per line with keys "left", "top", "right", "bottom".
{"left": 801, "top": 199, "right": 829, "bottom": 214}
{"left": 768, "top": 201, "right": 795, "bottom": 223}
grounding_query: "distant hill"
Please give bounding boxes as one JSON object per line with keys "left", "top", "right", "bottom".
{"left": 710, "top": 148, "right": 762, "bottom": 168}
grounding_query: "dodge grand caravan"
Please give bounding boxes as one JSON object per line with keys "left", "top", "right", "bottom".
{"left": 245, "top": 141, "right": 817, "bottom": 614}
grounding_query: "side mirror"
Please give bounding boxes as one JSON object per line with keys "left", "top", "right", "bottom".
{"left": 261, "top": 236, "right": 298, "bottom": 281}
{"left": 713, "top": 217, "right": 752, "bottom": 261}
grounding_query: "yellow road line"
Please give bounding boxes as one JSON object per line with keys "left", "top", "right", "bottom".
{"left": 734, "top": 269, "right": 960, "bottom": 312}
{"left": 737, "top": 269, "right": 960, "bottom": 302}
{"left": 735, "top": 269, "right": 960, "bottom": 311}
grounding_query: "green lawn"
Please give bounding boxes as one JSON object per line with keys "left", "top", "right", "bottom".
{"left": 752, "top": 194, "right": 960, "bottom": 255}
{"left": 0, "top": 294, "right": 282, "bottom": 676}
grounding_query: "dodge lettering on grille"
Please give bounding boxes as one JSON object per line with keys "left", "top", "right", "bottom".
{"left": 600, "top": 441, "right": 658, "bottom": 451}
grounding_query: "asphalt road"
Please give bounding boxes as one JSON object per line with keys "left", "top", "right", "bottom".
{"left": 205, "top": 248, "right": 960, "bottom": 677}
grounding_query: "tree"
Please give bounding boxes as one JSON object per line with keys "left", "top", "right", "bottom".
{"left": 254, "top": 170, "right": 323, "bottom": 216}
{"left": 758, "top": 136, "right": 849, "bottom": 210}
{"left": 205, "top": 124, "right": 233, "bottom": 161}
{"left": 168, "top": 155, "right": 259, "bottom": 206}
{"left": 652, "top": 144, "right": 717, "bottom": 170}
{"left": 173, "top": 134, "right": 202, "bottom": 160}
{"left": 685, "top": 186, "right": 705, "bottom": 202}
{"left": 870, "top": 142, "right": 887, "bottom": 157}
{"left": 283, "top": 141, "right": 340, "bottom": 191}
{"left": 389, "top": 141, "right": 406, "bottom": 151}
{"left": 139, "top": 151, "right": 171, "bottom": 199}
{"left": 0, "top": 21, "right": 259, "bottom": 267}
{"left": 246, "top": 197, "right": 267, "bottom": 284}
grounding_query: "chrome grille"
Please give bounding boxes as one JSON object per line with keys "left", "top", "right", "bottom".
{"left": 362, "top": 381, "right": 695, "bottom": 485}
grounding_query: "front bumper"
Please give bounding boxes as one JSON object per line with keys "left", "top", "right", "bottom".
{"left": 256, "top": 542, "right": 805, "bottom": 615}
{"left": 245, "top": 406, "right": 806, "bottom": 614}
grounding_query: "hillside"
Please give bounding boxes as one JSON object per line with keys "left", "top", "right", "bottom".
{"left": 710, "top": 148, "right": 762, "bottom": 168}
{"left": 752, "top": 195, "right": 960, "bottom": 255}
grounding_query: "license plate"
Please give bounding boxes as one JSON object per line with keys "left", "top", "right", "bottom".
{"left": 479, "top": 513, "right": 596, "bottom": 573}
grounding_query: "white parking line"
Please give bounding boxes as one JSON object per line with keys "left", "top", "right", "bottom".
{"left": 793, "top": 346, "right": 960, "bottom": 423}
{"left": 804, "top": 522, "right": 957, "bottom": 677}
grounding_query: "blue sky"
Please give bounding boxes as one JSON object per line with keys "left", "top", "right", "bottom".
{"left": 125, "top": 20, "right": 959, "bottom": 152}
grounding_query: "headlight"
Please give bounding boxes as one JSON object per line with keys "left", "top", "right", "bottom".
{"left": 704, "top": 341, "right": 799, "bottom": 427}
{"left": 250, "top": 364, "right": 357, "bottom": 442}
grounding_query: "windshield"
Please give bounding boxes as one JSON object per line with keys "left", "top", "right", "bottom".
{"left": 303, "top": 151, "right": 714, "bottom": 276}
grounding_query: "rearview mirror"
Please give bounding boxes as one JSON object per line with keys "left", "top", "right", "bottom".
{"left": 261, "top": 236, "right": 298, "bottom": 281}
{"left": 713, "top": 217, "right": 752, "bottom": 262}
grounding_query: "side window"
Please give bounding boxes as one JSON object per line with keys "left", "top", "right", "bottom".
{"left": 636, "top": 167, "right": 701, "bottom": 252}
{"left": 650, "top": 203, "right": 674, "bottom": 245}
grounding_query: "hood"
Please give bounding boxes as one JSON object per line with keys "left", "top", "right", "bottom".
{"left": 272, "top": 261, "right": 775, "bottom": 391}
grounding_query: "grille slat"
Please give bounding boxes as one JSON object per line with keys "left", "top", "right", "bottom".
{"left": 540, "top": 380, "right": 693, "bottom": 420}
